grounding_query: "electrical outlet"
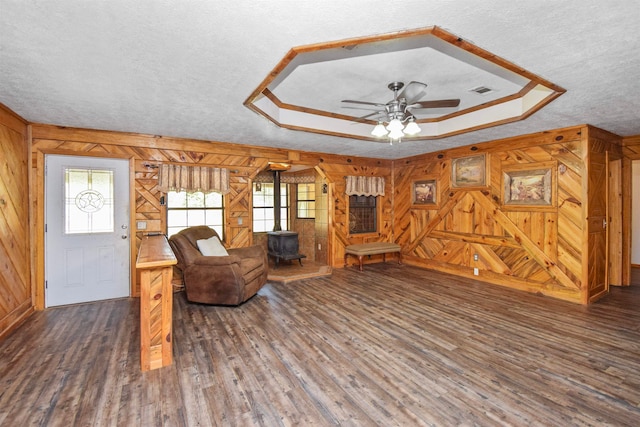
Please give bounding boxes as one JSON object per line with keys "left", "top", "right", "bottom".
{"left": 137, "top": 221, "right": 147, "bottom": 230}
{"left": 473, "top": 267, "right": 479, "bottom": 276}
{"left": 318, "top": 243, "right": 322, "bottom": 250}
{"left": 238, "top": 217, "right": 243, "bottom": 225}
{"left": 473, "top": 253, "right": 479, "bottom": 261}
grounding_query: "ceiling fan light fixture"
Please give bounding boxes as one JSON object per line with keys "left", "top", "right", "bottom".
{"left": 403, "top": 119, "right": 421, "bottom": 136}
{"left": 371, "top": 122, "right": 388, "bottom": 137}
{"left": 388, "top": 128, "right": 404, "bottom": 140}
{"left": 386, "top": 118, "right": 403, "bottom": 132}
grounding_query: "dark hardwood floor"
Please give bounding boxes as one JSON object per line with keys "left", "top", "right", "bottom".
{"left": 1, "top": 265, "right": 639, "bottom": 426}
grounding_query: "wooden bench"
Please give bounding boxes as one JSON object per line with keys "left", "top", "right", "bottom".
{"left": 344, "top": 242, "right": 402, "bottom": 271}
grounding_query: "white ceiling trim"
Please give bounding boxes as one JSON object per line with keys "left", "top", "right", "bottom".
{"left": 252, "top": 78, "right": 560, "bottom": 141}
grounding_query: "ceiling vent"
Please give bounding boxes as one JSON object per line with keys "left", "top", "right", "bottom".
{"left": 469, "top": 86, "right": 495, "bottom": 95}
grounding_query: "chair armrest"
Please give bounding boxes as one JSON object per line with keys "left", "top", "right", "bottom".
{"left": 193, "top": 255, "right": 242, "bottom": 266}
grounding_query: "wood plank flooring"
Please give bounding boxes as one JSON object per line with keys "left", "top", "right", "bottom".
{"left": 1, "top": 265, "right": 639, "bottom": 426}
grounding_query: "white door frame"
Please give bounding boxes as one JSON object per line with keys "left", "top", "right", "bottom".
{"left": 44, "top": 154, "right": 132, "bottom": 307}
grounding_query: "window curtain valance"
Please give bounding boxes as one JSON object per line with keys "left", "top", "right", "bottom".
{"left": 282, "top": 175, "right": 315, "bottom": 184}
{"left": 253, "top": 172, "right": 274, "bottom": 183}
{"left": 345, "top": 176, "right": 385, "bottom": 196}
{"left": 157, "top": 164, "right": 230, "bottom": 194}
{"left": 254, "top": 172, "right": 316, "bottom": 184}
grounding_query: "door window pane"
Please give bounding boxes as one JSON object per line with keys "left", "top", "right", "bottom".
{"left": 65, "top": 168, "right": 115, "bottom": 234}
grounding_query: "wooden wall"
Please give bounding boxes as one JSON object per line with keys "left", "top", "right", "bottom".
{"left": 0, "top": 104, "right": 32, "bottom": 338}
{"left": 393, "top": 125, "right": 621, "bottom": 304}
{"left": 29, "top": 124, "right": 390, "bottom": 306}
{"left": 622, "top": 135, "right": 640, "bottom": 284}
{"left": 314, "top": 173, "right": 329, "bottom": 264}
{"left": 27, "top": 122, "right": 623, "bottom": 307}
{"left": 585, "top": 127, "right": 623, "bottom": 302}
{"left": 315, "top": 160, "right": 393, "bottom": 268}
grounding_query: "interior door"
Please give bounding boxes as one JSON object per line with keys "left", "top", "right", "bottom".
{"left": 45, "top": 155, "right": 130, "bottom": 307}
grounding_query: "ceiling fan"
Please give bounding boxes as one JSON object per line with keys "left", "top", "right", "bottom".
{"left": 342, "top": 81, "right": 460, "bottom": 140}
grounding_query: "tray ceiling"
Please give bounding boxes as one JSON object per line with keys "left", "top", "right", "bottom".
{"left": 245, "top": 27, "right": 564, "bottom": 143}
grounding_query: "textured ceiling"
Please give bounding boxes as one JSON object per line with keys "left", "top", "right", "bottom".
{"left": 1, "top": 0, "right": 639, "bottom": 159}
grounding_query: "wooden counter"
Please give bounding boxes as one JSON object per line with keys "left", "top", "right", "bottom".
{"left": 136, "top": 234, "right": 177, "bottom": 371}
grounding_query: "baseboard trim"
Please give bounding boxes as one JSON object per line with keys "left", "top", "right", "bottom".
{"left": 0, "top": 300, "right": 35, "bottom": 340}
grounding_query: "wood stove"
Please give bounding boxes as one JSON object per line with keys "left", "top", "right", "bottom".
{"left": 267, "top": 231, "right": 306, "bottom": 268}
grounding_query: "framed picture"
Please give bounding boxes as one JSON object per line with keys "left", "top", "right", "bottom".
{"left": 412, "top": 179, "right": 437, "bottom": 207}
{"left": 502, "top": 162, "right": 556, "bottom": 209}
{"left": 451, "top": 154, "right": 487, "bottom": 189}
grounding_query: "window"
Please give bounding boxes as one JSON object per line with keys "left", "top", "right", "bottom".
{"left": 349, "top": 195, "right": 377, "bottom": 234}
{"left": 297, "top": 183, "right": 315, "bottom": 219}
{"left": 253, "top": 183, "right": 288, "bottom": 232}
{"left": 65, "top": 167, "right": 114, "bottom": 234}
{"left": 167, "top": 191, "right": 224, "bottom": 238}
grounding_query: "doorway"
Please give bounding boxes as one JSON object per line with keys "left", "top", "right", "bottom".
{"left": 45, "top": 155, "right": 130, "bottom": 307}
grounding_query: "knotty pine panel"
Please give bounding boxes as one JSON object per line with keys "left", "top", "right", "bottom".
{"left": 30, "top": 124, "right": 394, "bottom": 305}
{"left": 585, "top": 131, "right": 622, "bottom": 301}
{"left": 451, "top": 193, "right": 476, "bottom": 234}
{"left": 416, "top": 237, "right": 444, "bottom": 259}
{"left": 608, "top": 159, "right": 623, "bottom": 287}
{"left": 587, "top": 148, "right": 608, "bottom": 218}
{"left": 472, "top": 243, "right": 511, "bottom": 275}
{"left": 432, "top": 240, "right": 467, "bottom": 265}
{"left": 27, "top": 122, "right": 621, "bottom": 305}
{"left": 0, "top": 104, "right": 32, "bottom": 338}
{"left": 621, "top": 135, "right": 640, "bottom": 285}
{"left": 622, "top": 135, "right": 640, "bottom": 159}
{"left": 396, "top": 125, "right": 619, "bottom": 303}
{"left": 29, "top": 132, "right": 267, "bottom": 300}
{"left": 316, "top": 162, "right": 393, "bottom": 266}
{"left": 545, "top": 141, "right": 583, "bottom": 174}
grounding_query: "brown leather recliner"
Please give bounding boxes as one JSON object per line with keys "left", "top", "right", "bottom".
{"left": 168, "top": 226, "right": 268, "bottom": 305}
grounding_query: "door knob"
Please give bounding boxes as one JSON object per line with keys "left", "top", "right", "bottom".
{"left": 122, "top": 235, "right": 128, "bottom": 239}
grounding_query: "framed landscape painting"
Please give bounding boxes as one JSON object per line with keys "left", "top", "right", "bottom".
{"left": 451, "top": 154, "right": 487, "bottom": 189}
{"left": 502, "top": 161, "right": 556, "bottom": 209}
{"left": 412, "top": 179, "right": 437, "bottom": 207}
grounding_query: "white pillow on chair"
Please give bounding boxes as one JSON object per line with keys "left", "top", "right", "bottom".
{"left": 196, "top": 235, "right": 229, "bottom": 257}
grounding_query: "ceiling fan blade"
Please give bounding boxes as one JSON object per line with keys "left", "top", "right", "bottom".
{"left": 409, "top": 99, "right": 461, "bottom": 109}
{"left": 351, "top": 111, "right": 385, "bottom": 123}
{"left": 341, "top": 105, "right": 384, "bottom": 112}
{"left": 398, "top": 81, "right": 428, "bottom": 104}
{"left": 341, "top": 99, "right": 387, "bottom": 107}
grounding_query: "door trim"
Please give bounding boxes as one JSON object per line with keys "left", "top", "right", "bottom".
{"left": 33, "top": 150, "right": 135, "bottom": 310}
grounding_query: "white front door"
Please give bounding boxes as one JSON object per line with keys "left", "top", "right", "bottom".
{"left": 45, "top": 155, "right": 130, "bottom": 307}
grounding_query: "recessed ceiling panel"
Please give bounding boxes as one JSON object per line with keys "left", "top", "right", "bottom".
{"left": 244, "top": 26, "right": 565, "bottom": 143}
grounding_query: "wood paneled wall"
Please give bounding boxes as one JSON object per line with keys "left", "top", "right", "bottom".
{"left": 27, "top": 122, "right": 624, "bottom": 307}
{"left": 622, "top": 135, "right": 640, "bottom": 284}
{"left": 314, "top": 173, "right": 329, "bottom": 264}
{"left": 315, "top": 161, "right": 393, "bottom": 267}
{"left": 393, "top": 125, "right": 622, "bottom": 304}
{"left": 29, "top": 124, "right": 390, "bottom": 305}
{"left": 0, "top": 104, "right": 32, "bottom": 338}
{"left": 585, "top": 128, "right": 623, "bottom": 302}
